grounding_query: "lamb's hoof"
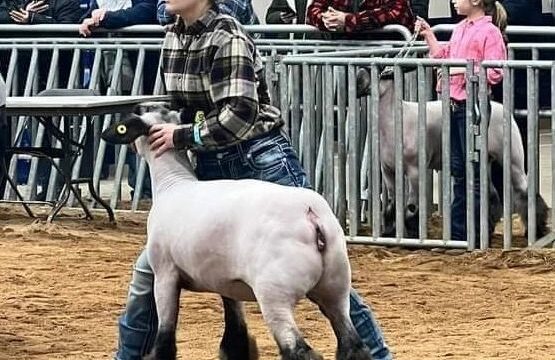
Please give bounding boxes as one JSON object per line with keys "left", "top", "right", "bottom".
{"left": 219, "top": 335, "right": 259, "bottom": 360}
{"left": 248, "top": 335, "right": 259, "bottom": 360}
{"left": 281, "top": 347, "right": 323, "bottom": 360}
{"left": 306, "top": 350, "right": 324, "bottom": 360}
{"left": 339, "top": 343, "right": 373, "bottom": 360}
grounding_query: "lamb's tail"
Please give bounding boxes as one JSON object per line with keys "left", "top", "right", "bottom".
{"left": 307, "top": 207, "right": 326, "bottom": 252}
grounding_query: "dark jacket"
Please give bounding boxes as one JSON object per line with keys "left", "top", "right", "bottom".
{"left": 81, "top": 0, "right": 157, "bottom": 28}
{"left": 499, "top": 0, "right": 542, "bottom": 25}
{"left": 266, "top": 0, "right": 308, "bottom": 24}
{"left": 0, "top": 0, "right": 81, "bottom": 24}
{"left": 265, "top": 0, "right": 309, "bottom": 39}
{"left": 410, "top": 0, "right": 428, "bottom": 20}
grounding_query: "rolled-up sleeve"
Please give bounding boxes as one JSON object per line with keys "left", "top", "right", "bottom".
{"left": 306, "top": 0, "right": 329, "bottom": 30}
{"left": 429, "top": 44, "right": 450, "bottom": 59}
{"left": 173, "top": 36, "right": 259, "bottom": 149}
{"left": 483, "top": 28, "right": 507, "bottom": 86}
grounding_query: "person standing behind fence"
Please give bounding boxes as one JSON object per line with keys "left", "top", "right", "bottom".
{"left": 265, "top": 0, "right": 312, "bottom": 38}
{"left": 306, "top": 0, "right": 415, "bottom": 39}
{"left": 79, "top": 0, "right": 157, "bottom": 35}
{"left": 416, "top": 0, "right": 507, "bottom": 246}
{"left": 0, "top": 0, "right": 81, "bottom": 24}
{"left": 156, "top": 0, "right": 258, "bottom": 25}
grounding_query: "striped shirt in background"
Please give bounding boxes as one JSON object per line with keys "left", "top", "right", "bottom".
{"left": 157, "top": 0, "right": 259, "bottom": 25}
{"left": 161, "top": 8, "right": 282, "bottom": 150}
{"left": 307, "top": 0, "right": 415, "bottom": 33}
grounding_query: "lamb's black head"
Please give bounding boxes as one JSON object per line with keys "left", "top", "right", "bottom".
{"left": 101, "top": 114, "right": 150, "bottom": 144}
{"left": 101, "top": 106, "right": 179, "bottom": 145}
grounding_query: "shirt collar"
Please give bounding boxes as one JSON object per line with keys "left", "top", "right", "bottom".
{"left": 464, "top": 15, "right": 492, "bottom": 26}
{"left": 175, "top": 7, "right": 219, "bottom": 35}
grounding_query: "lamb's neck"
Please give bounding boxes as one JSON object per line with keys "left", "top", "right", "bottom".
{"left": 146, "top": 150, "right": 197, "bottom": 195}
{"left": 379, "top": 81, "right": 395, "bottom": 135}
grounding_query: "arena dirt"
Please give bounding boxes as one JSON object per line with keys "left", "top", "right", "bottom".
{"left": 0, "top": 205, "right": 554, "bottom": 360}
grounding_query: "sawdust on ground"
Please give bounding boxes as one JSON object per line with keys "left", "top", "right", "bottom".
{"left": 0, "top": 205, "right": 554, "bottom": 360}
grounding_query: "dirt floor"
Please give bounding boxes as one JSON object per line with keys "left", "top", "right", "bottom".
{"left": 0, "top": 205, "right": 554, "bottom": 360}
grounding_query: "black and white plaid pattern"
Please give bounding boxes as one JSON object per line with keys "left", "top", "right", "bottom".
{"left": 161, "top": 8, "right": 282, "bottom": 150}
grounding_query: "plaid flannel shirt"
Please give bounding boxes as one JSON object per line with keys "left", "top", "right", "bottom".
{"left": 157, "top": 0, "right": 259, "bottom": 26}
{"left": 161, "top": 8, "right": 282, "bottom": 151}
{"left": 307, "top": 0, "right": 414, "bottom": 33}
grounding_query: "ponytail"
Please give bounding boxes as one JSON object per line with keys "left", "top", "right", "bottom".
{"left": 485, "top": 0, "right": 508, "bottom": 40}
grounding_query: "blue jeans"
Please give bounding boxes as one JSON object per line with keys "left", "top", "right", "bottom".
{"left": 116, "top": 129, "right": 392, "bottom": 360}
{"left": 450, "top": 103, "right": 493, "bottom": 244}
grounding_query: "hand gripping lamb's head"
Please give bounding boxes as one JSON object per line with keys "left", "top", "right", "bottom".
{"left": 101, "top": 106, "right": 180, "bottom": 154}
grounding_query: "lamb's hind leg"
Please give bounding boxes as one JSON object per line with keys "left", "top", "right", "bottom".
{"left": 220, "top": 297, "right": 259, "bottom": 360}
{"left": 255, "top": 288, "right": 322, "bottom": 360}
{"left": 308, "top": 262, "right": 372, "bottom": 359}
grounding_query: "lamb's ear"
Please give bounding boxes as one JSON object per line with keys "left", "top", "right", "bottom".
{"left": 165, "top": 110, "right": 181, "bottom": 125}
{"left": 101, "top": 114, "right": 151, "bottom": 144}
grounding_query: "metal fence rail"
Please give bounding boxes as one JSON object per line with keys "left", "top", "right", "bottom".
{"left": 2, "top": 32, "right": 554, "bottom": 250}
{"left": 279, "top": 55, "right": 554, "bottom": 250}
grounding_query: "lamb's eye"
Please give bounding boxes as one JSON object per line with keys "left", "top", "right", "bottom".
{"left": 117, "top": 125, "right": 127, "bottom": 135}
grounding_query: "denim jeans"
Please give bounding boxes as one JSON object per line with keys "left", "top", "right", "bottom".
{"left": 116, "top": 129, "right": 392, "bottom": 360}
{"left": 450, "top": 103, "right": 493, "bottom": 244}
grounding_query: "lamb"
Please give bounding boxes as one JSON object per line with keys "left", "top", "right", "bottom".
{"left": 101, "top": 110, "right": 373, "bottom": 360}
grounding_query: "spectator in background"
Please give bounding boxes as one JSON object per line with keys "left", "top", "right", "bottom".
{"left": 0, "top": 0, "right": 81, "bottom": 24}
{"left": 499, "top": 0, "right": 542, "bottom": 25}
{"left": 79, "top": 0, "right": 157, "bottom": 35}
{"left": 266, "top": 0, "right": 310, "bottom": 25}
{"left": 157, "top": 0, "right": 258, "bottom": 25}
{"left": 265, "top": 0, "right": 311, "bottom": 39}
{"left": 306, "top": 0, "right": 415, "bottom": 39}
{"left": 411, "top": 0, "right": 429, "bottom": 20}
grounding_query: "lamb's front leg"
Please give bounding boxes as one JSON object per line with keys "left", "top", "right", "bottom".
{"left": 220, "top": 297, "right": 259, "bottom": 360}
{"left": 143, "top": 268, "right": 180, "bottom": 360}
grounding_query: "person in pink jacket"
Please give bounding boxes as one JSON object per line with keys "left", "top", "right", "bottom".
{"left": 416, "top": 0, "right": 507, "bottom": 246}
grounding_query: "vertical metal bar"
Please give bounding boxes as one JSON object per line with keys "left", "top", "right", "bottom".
{"left": 465, "top": 62, "right": 476, "bottom": 251}
{"left": 394, "top": 66, "right": 404, "bottom": 240}
{"left": 112, "top": 48, "right": 145, "bottom": 209}
{"left": 5, "top": 48, "right": 39, "bottom": 199}
{"left": 5, "top": 49, "right": 18, "bottom": 95}
{"left": 370, "top": 65, "right": 381, "bottom": 239}
{"left": 323, "top": 64, "right": 334, "bottom": 206}
{"left": 417, "top": 64, "right": 427, "bottom": 240}
{"left": 552, "top": 65, "right": 555, "bottom": 235}
{"left": 67, "top": 48, "right": 81, "bottom": 89}
{"left": 347, "top": 64, "right": 360, "bottom": 236}
{"left": 441, "top": 65, "right": 451, "bottom": 241}
{"left": 279, "top": 62, "right": 290, "bottom": 134}
{"left": 532, "top": 49, "right": 540, "bottom": 195}
{"left": 336, "top": 66, "right": 347, "bottom": 227}
{"left": 314, "top": 66, "right": 323, "bottom": 177}
{"left": 527, "top": 66, "right": 537, "bottom": 246}
{"left": 290, "top": 65, "right": 301, "bottom": 152}
{"left": 503, "top": 65, "right": 513, "bottom": 250}
{"left": 302, "top": 63, "right": 315, "bottom": 183}
{"left": 49, "top": 48, "right": 84, "bottom": 203}
{"left": 478, "top": 66, "right": 490, "bottom": 250}
{"left": 28, "top": 47, "right": 60, "bottom": 200}
{"left": 93, "top": 49, "right": 124, "bottom": 195}
{"left": 365, "top": 94, "right": 372, "bottom": 223}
